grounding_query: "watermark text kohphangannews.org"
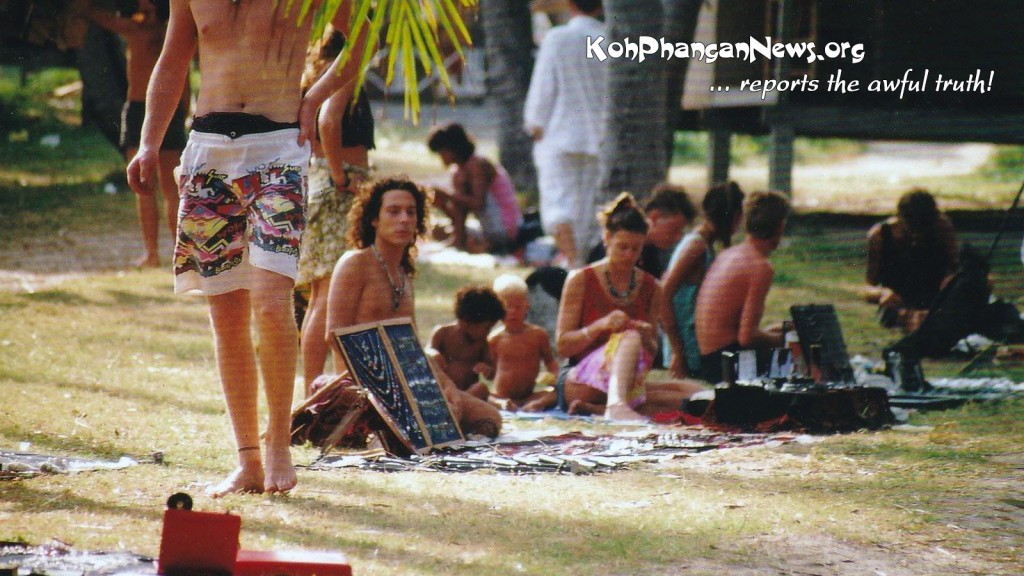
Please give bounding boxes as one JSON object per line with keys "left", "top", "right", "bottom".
{"left": 586, "top": 35, "right": 866, "bottom": 64}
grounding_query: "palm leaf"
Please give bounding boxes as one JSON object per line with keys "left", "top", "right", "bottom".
{"left": 298, "top": 0, "right": 476, "bottom": 124}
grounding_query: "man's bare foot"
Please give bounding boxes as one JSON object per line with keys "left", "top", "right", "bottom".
{"left": 604, "top": 402, "right": 647, "bottom": 422}
{"left": 263, "top": 441, "right": 297, "bottom": 494}
{"left": 207, "top": 466, "right": 264, "bottom": 498}
{"left": 567, "top": 399, "right": 603, "bottom": 416}
{"left": 133, "top": 254, "right": 160, "bottom": 268}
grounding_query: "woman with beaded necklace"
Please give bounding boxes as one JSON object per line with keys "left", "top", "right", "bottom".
{"left": 556, "top": 193, "right": 706, "bottom": 421}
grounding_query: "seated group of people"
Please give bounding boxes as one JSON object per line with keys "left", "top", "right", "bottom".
{"left": 417, "top": 185, "right": 785, "bottom": 421}
{"left": 311, "top": 166, "right": 959, "bottom": 427}
{"left": 422, "top": 182, "right": 959, "bottom": 423}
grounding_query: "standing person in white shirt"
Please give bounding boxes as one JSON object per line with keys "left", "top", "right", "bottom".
{"left": 524, "top": 0, "right": 607, "bottom": 269}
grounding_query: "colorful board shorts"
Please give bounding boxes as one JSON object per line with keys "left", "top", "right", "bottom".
{"left": 567, "top": 332, "right": 651, "bottom": 408}
{"left": 174, "top": 124, "right": 310, "bottom": 295}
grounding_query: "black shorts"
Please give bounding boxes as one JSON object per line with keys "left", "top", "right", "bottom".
{"left": 699, "top": 342, "right": 741, "bottom": 384}
{"left": 120, "top": 100, "right": 188, "bottom": 152}
{"left": 340, "top": 91, "right": 375, "bottom": 150}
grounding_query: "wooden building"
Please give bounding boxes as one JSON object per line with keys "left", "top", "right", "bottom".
{"left": 679, "top": 0, "right": 1024, "bottom": 192}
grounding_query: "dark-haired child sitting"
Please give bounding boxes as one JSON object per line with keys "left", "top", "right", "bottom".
{"left": 489, "top": 274, "right": 561, "bottom": 412}
{"left": 427, "top": 286, "right": 506, "bottom": 400}
{"left": 427, "top": 122, "right": 523, "bottom": 254}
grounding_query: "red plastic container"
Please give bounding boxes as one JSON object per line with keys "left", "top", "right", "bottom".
{"left": 157, "top": 508, "right": 241, "bottom": 574}
{"left": 235, "top": 549, "right": 352, "bottom": 576}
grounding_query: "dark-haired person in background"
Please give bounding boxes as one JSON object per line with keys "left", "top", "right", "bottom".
{"left": 296, "top": 23, "right": 375, "bottom": 395}
{"left": 556, "top": 193, "right": 705, "bottom": 421}
{"left": 427, "top": 122, "right": 522, "bottom": 254}
{"left": 660, "top": 182, "right": 745, "bottom": 378}
{"left": 326, "top": 177, "right": 502, "bottom": 438}
{"left": 865, "top": 189, "right": 958, "bottom": 332}
{"left": 426, "top": 286, "right": 507, "bottom": 400}
{"left": 587, "top": 183, "right": 697, "bottom": 279}
{"left": 89, "top": 0, "right": 188, "bottom": 268}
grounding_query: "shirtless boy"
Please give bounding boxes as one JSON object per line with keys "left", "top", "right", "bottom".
{"left": 89, "top": 0, "right": 189, "bottom": 267}
{"left": 427, "top": 287, "right": 505, "bottom": 400}
{"left": 488, "top": 274, "right": 560, "bottom": 412}
{"left": 694, "top": 191, "right": 790, "bottom": 384}
{"left": 126, "top": 0, "right": 356, "bottom": 497}
{"left": 326, "top": 177, "right": 502, "bottom": 438}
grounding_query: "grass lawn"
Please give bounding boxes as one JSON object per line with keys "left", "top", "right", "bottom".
{"left": 1, "top": 68, "right": 1023, "bottom": 575}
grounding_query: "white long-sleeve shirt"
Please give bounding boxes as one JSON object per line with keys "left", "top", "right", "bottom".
{"left": 524, "top": 14, "right": 607, "bottom": 156}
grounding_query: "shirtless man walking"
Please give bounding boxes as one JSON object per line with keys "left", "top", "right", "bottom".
{"left": 694, "top": 192, "right": 790, "bottom": 384}
{"left": 127, "top": 0, "right": 355, "bottom": 496}
{"left": 326, "top": 178, "right": 502, "bottom": 438}
{"left": 89, "top": 0, "right": 189, "bottom": 267}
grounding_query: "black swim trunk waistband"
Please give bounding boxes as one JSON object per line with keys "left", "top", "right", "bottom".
{"left": 191, "top": 112, "right": 299, "bottom": 138}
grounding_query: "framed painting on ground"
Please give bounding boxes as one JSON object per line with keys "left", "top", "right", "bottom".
{"left": 332, "top": 318, "right": 464, "bottom": 454}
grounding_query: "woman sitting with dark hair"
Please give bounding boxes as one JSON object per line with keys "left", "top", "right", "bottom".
{"left": 660, "top": 181, "right": 745, "bottom": 378}
{"left": 427, "top": 122, "right": 523, "bottom": 254}
{"left": 556, "top": 193, "right": 705, "bottom": 421}
{"left": 865, "top": 188, "right": 958, "bottom": 332}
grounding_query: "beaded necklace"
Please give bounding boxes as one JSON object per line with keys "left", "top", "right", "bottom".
{"left": 604, "top": 266, "right": 637, "bottom": 299}
{"left": 372, "top": 243, "right": 406, "bottom": 310}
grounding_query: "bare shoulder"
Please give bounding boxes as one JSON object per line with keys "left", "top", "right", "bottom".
{"left": 433, "top": 323, "right": 458, "bottom": 340}
{"left": 563, "top": 268, "right": 586, "bottom": 291}
{"left": 334, "top": 248, "right": 371, "bottom": 277}
{"left": 526, "top": 324, "right": 550, "bottom": 342}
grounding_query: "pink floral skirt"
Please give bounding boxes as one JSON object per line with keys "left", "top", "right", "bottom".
{"left": 567, "top": 332, "right": 651, "bottom": 408}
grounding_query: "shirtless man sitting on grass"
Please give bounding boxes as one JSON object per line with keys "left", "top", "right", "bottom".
{"left": 694, "top": 191, "right": 790, "bottom": 384}
{"left": 127, "top": 0, "right": 356, "bottom": 497}
{"left": 326, "top": 177, "right": 502, "bottom": 438}
{"left": 488, "top": 274, "right": 560, "bottom": 412}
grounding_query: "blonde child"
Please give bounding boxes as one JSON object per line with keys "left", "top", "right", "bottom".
{"left": 489, "top": 274, "right": 561, "bottom": 411}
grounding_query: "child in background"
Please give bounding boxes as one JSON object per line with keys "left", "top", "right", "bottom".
{"left": 427, "top": 287, "right": 505, "bottom": 400}
{"left": 489, "top": 274, "right": 561, "bottom": 411}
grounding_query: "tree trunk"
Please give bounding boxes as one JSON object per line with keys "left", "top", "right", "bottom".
{"left": 662, "top": 0, "right": 703, "bottom": 164}
{"left": 480, "top": 0, "right": 538, "bottom": 195}
{"left": 598, "top": 0, "right": 667, "bottom": 206}
{"left": 77, "top": 23, "right": 126, "bottom": 151}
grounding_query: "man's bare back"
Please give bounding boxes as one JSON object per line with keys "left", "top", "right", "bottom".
{"left": 694, "top": 243, "right": 769, "bottom": 354}
{"left": 489, "top": 323, "right": 556, "bottom": 403}
{"left": 695, "top": 192, "right": 790, "bottom": 360}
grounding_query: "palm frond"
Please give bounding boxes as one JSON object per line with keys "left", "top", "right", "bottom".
{"left": 299, "top": 0, "right": 476, "bottom": 124}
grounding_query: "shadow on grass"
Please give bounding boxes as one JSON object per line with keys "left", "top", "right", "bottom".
{"left": 20, "top": 291, "right": 92, "bottom": 306}
{"left": 234, "top": 473, "right": 712, "bottom": 575}
{"left": 0, "top": 480, "right": 165, "bottom": 525}
{"left": 15, "top": 288, "right": 177, "bottom": 308}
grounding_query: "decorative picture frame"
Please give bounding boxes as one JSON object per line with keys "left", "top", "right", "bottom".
{"left": 332, "top": 318, "right": 464, "bottom": 454}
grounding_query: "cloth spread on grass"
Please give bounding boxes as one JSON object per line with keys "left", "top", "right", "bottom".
{"left": 0, "top": 451, "right": 138, "bottom": 480}
{"left": 306, "top": 427, "right": 812, "bottom": 475}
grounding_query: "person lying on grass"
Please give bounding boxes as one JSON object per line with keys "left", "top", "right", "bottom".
{"left": 426, "top": 286, "right": 505, "bottom": 401}
{"left": 488, "top": 274, "right": 561, "bottom": 412}
{"left": 325, "top": 177, "right": 502, "bottom": 438}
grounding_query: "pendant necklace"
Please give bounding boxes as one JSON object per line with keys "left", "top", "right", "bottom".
{"left": 372, "top": 243, "right": 405, "bottom": 310}
{"left": 605, "top": 266, "right": 637, "bottom": 299}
